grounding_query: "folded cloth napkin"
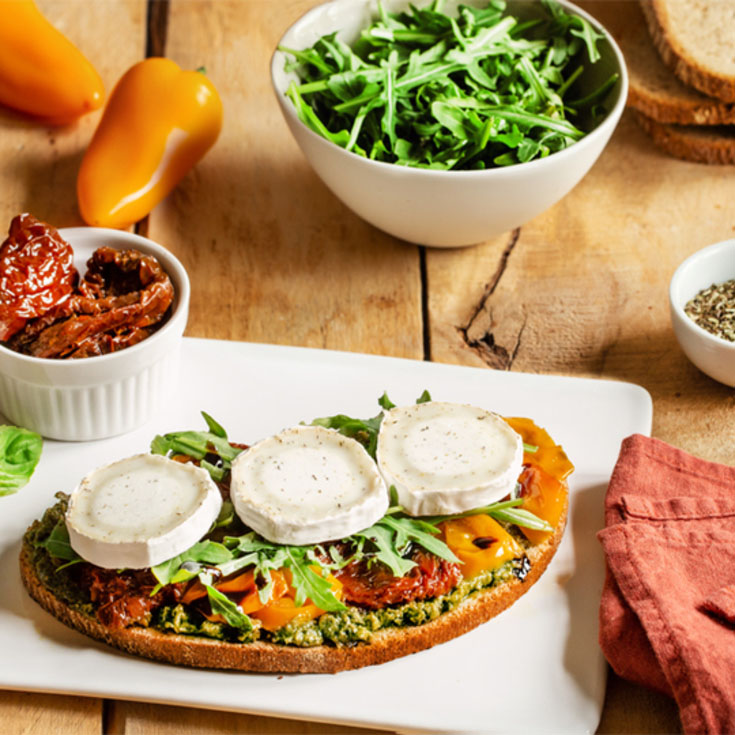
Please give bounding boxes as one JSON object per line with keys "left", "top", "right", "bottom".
{"left": 598, "top": 434, "right": 735, "bottom": 735}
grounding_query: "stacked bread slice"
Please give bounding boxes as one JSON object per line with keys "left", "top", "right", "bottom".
{"left": 593, "top": 0, "right": 735, "bottom": 164}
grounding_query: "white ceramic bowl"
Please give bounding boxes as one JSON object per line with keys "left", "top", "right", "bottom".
{"left": 0, "top": 228, "right": 190, "bottom": 440}
{"left": 670, "top": 239, "right": 735, "bottom": 386}
{"left": 271, "top": 0, "right": 628, "bottom": 247}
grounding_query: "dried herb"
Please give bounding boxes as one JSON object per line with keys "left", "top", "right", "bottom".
{"left": 684, "top": 279, "right": 735, "bottom": 342}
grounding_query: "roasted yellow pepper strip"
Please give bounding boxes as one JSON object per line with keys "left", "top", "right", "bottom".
{"left": 440, "top": 515, "right": 523, "bottom": 580}
{"left": 77, "top": 58, "right": 223, "bottom": 229}
{"left": 505, "top": 416, "right": 574, "bottom": 544}
{"left": 505, "top": 416, "right": 575, "bottom": 481}
{"left": 0, "top": 0, "right": 104, "bottom": 122}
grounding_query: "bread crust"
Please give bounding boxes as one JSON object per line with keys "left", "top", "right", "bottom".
{"left": 19, "top": 499, "right": 567, "bottom": 674}
{"left": 633, "top": 111, "right": 735, "bottom": 165}
{"left": 629, "top": 87, "right": 735, "bottom": 127}
{"left": 641, "top": 0, "right": 735, "bottom": 103}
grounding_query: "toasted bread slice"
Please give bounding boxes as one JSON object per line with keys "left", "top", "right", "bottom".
{"left": 640, "top": 0, "right": 735, "bottom": 103}
{"left": 19, "top": 497, "right": 567, "bottom": 674}
{"left": 589, "top": 1, "right": 735, "bottom": 125}
{"left": 633, "top": 111, "right": 735, "bottom": 164}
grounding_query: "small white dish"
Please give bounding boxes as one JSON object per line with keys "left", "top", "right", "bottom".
{"left": 0, "top": 227, "right": 190, "bottom": 440}
{"left": 669, "top": 238, "right": 735, "bottom": 386}
{"left": 271, "top": 0, "right": 628, "bottom": 247}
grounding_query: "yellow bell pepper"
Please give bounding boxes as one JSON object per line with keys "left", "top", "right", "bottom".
{"left": 77, "top": 57, "right": 223, "bottom": 229}
{"left": 440, "top": 514, "right": 523, "bottom": 580}
{"left": 0, "top": 0, "right": 104, "bottom": 122}
{"left": 516, "top": 464, "right": 568, "bottom": 545}
{"left": 505, "top": 416, "right": 575, "bottom": 481}
{"left": 505, "top": 416, "right": 574, "bottom": 544}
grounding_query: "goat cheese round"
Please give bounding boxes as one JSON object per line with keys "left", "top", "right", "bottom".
{"left": 377, "top": 401, "right": 523, "bottom": 516}
{"left": 65, "top": 453, "right": 222, "bottom": 569}
{"left": 230, "top": 425, "right": 389, "bottom": 545}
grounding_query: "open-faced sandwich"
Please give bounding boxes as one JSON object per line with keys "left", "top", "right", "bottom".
{"left": 20, "top": 393, "right": 573, "bottom": 673}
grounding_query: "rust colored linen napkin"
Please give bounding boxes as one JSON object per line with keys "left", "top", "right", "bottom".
{"left": 598, "top": 434, "right": 735, "bottom": 735}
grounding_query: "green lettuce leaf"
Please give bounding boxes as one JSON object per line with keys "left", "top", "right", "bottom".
{"left": 0, "top": 425, "right": 42, "bottom": 497}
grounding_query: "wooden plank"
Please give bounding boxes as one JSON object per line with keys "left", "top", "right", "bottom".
{"left": 145, "top": 0, "right": 423, "bottom": 356}
{"left": 0, "top": 0, "right": 146, "bottom": 230}
{"left": 106, "top": 702, "right": 382, "bottom": 735}
{"left": 0, "top": 1, "right": 146, "bottom": 733}
{"left": 0, "top": 690, "right": 101, "bottom": 735}
{"left": 598, "top": 672, "right": 682, "bottom": 734}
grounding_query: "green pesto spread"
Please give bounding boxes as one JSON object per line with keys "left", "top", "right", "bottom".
{"left": 25, "top": 496, "right": 528, "bottom": 649}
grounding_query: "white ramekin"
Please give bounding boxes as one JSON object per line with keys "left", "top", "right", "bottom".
{"left": 669, "top": 238, "right": 735, "bottom": 387}
{"left": 0, "top": 227, "right": 190, "bottom": 441}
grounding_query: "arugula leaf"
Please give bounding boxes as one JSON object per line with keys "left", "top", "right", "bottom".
{"left": 285, "top": 548, "right": 347, "bottom": 610}
{"left": 204, "top": 582, "right": 253, "bottom": 630}
{"left": 310, "top": 412, "right": 384, "bottom": 458}
{"left": 151, "top": 540, "right": 234, "bottom": 587}
{"left": 379, "top": 514, "right": 461, "bottom": 564}
{"left": 354, "top": 523, "right": 416, "bottom": 577}
{"left": 202, "top": 411, "right": 227, "bottom": 438}
{"left": 222, "top": 533, "right": 346, "bottom": 611}
{"left": 488, "top": 506, "right": 553, "bottom": 531}
{"left": 311, "top": 389, "right": 432, "bottom": 457}
{"left": 212, "top": 500, "right": 235, "bottom": 529}
{"left": 429, "top": 498, "right": 553, "bottom": 532}
{"left": 0, "top": 425, "right": 42, "bottom": 497}
{"left": 281, "top": 0, "right": 614, "bottom": 170}
{"left": 416, "top": 389, "right": 432, "bottom": 404}
{"left": 377, "top": 391, "right": 396, "bottom": 410}
{"left": 150, "top": 411, "right": 244, "bottom": 482}
{"left": 36, "top": 519, "right": 80, "bottom": 562}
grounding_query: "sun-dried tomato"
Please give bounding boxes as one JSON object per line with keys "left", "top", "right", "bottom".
{"left": 336, "top": 547, "right": 462, "bottom": 609}
{"left": 3, "top": 224, "right": 174, "bottom": 359}
{"left": 81, "top": 565, "right": 184, "bottom": 629}
{"left": 0, "top": 214, "right": 77, "bottom": 341}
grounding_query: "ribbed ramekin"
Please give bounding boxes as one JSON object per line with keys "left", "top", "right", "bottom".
{"left": 0, "top": 227, "right": 190, "bottom": 441}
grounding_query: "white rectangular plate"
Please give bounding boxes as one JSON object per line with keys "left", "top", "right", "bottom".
{"left": 0, "top": 338, "right": 652, "bottom": 734}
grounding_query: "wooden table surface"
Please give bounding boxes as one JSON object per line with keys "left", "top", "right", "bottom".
{"left": 3, "top": 0, "right": 732, "bottom": 732}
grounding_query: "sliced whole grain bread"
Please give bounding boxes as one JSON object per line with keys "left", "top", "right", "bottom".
{"left": 590, "top": 1, "right": 735, "bottom": 125}
{"left": 634, "top": 110, "right": 735, "bottom": 164}
{"left": 640, "top": 0, "right": 735, "bottom": 103}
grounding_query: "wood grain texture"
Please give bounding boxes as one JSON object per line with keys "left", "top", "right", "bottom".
{"left": 105, "top": 702, "right": 381, "bottom": 735}
{"left": 0, "top": 0, "right": 146, "bottom": 230}
{"left": 598, "top": 672, "right": 682, "bottom": 734}
{"left": 146, "top": 0, "right": 423, "bottom": 357}
{"left": 0, "top": 690, "right": 100, "bottom": 735}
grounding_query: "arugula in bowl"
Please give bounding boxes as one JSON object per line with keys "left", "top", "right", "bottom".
{"left": 280, "top": 0, "right": 618, "bottom": 170}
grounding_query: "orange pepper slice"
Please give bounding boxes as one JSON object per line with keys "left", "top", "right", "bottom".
{"left": 440, "top": 514, "right": 523, "bottom": 579}
{"left": 504, "top": 416, "right": 573, "bottom": 544}
{"left": 505, "top": 416, "right": 574, "bottom": 482}
{"left": 183, "top": 565, "right": 342, "bottom": 629}
{"left": 252, "top": 568, "right": 343, "bottom": 631}
{"left": 516, "top": 464, "right": 567, "bottom": 545}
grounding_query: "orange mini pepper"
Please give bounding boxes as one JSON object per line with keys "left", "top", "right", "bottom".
{"left": 0, "top": 0, "right": 104, "bottom": 122}
{"left": 77, "top": 57, "right": 223, "bottom": 229}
